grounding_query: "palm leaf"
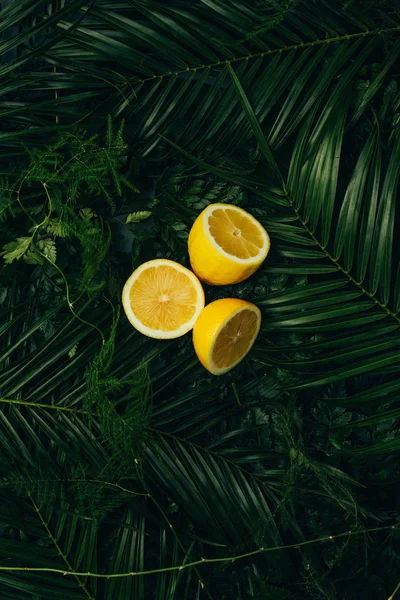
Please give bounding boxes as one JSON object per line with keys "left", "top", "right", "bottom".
{"left": 172, "top": 45, "right": 400, "bottom": 393}
{"left": 1, "top": 0, "right": 398, "bottom": 160}
{"left": 0, "top": 492, "right": 97, "bottom": 600}
{"left": 144, "top": 434, "right": 282, "bottom": 550}
{"left": 104, "top": 510, "right": 197, "bottom": 600}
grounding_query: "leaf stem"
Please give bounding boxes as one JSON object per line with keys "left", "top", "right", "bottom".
{"left": 136, "top": 469, "right": 213, "bottom": 599}
{"left": 0, "top": 397, "right": 89, "bottom": 414}
{"left": 288, "top": 201, "right": 400, "bottom": 325}
{"left": 70, "top": 479, "right": 149, "bottom": 498}
{"left": 148, "top": 427, "right": 267, "bottom": 488}
{"left": 126, "top": 26, "right": 400, "bottom": 87}
{"left": 389, "top": 578, "right": 400, "bottom": 600}
{"left": 35, "top": 246, "right": 106, "bottom": 343}
{"left": 17, "top": 478, "right": 149, "bottom": 498}
{"left": 1, "top": 524, "right": 396, "bottom": 579}
{"left": 28, "top": 493, "right": 95, "bottom": 599}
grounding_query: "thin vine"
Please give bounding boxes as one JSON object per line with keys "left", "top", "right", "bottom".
{"left": 389, "top": 578, "right": 400, "bottom": 600}
{"left": 0, "top": 524, "right": 396, "bottom": 580}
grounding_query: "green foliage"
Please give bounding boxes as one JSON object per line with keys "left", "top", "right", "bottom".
{"left": 1, "top": 1, "right": 400, "bottom": 599}
{"left": 84, "top": 306, "right": 151, "bottom": 464}
{"left": 2, "top": 237, "right": 37, "bottom": 265}
{"left": 1, "top": 117, "right": 138, "bottom": 294}
{"left": 125, "top": 211, "right": 152, "bottom": 224}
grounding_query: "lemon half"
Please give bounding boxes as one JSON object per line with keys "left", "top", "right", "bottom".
{"left": 122, "top": 259, "right": 205, "bottom": 339}
{"left": 193, "top": 298, "right": 261, "bottom": 375}
{"left": 188, "top": 203, "right": 270, "bottom": 285}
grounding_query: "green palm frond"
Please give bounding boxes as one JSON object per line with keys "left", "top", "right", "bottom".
{"left": 145, "top": 433, "right": 281, "bottom": 547}
{"left": 168, "top": 50, "right": 400, "bottom": 399}
{"left": 104, "top": 511, "right": 199, "bottom": 600}
{"left": 1, "top": 0, "right": 399, "bottom": 159}
{"left": 0, "top": 490, "right": 97, "bottom": 600}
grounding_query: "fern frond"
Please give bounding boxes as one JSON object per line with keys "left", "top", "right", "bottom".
{"left": 0, "top": 186, "right": 15, "bottom": 224}
{"left": 84, "top": 307, "right": 151, "bottom": 483}
{"left": 78, "top": 218, "right": 111, "bottom": 292}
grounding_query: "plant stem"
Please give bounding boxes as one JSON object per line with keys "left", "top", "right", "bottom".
{"left": 0, "top": 397, "right": 89, "bottom": 414}
{"left": 148, "top": 426, "right": 268, "bottom": 488}
{"left": 389, "top": 578, "right": 400, "bottom": 600}
{"left": 0, "top": 524, "right": 396, "bottom": 580}
{"left": 12, "top": 478, "right": 149, "bottom": 498}
{"left": 288, "top": 200, "right": 400, "bottom": 325}
{"left": 137, "top": 468, "right": 213, "bottom": 599}
{"left": 28, "top": 493, "right": 95, "bottom": 600}
{"left": 109, "top": 25, "right": 400, "bottom": 87}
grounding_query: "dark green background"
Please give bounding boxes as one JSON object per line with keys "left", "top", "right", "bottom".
{"left": 0, "top": 1, "right": 399, "bottom": 598}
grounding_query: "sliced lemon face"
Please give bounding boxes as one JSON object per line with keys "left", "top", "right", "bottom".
{"left": 188, "top": 203, "right": 270, "bottom": 285}
{"left": 122, "top": 259, "right": 205, "bottom": 339}
{"left": 192, "top": 298, "right": 261, "bottom": 375}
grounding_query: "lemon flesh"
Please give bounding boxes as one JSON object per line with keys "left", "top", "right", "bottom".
{"left": 122, "top": 259, "right": 205, "bottom": 339}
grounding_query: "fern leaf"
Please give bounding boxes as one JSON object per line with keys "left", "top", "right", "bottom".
{"left": 125, "top": 211, "right": 152, "bottom": 224}
{"left": 46, "top": 218, "right": 71, "bottom": 237}
{"left": 68, "top": 344, "right": 78, "bottom": 358}
{"left": 0, "top": 189, "right": 15, "bottom": 223}
{"left": 2, "top": 237, "right": 32, "bottom": 264}
{"left": 37, "top": 239, "right": 57, "bottom": 263}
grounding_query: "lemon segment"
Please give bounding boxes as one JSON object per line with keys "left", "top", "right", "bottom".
{"left": 188, "top": 203, "right": 270, "bottom": 285}
{"left": 122, "top": 259, "right": 205, "bottom": 339}
{"left": 192, "top": 298, "right": 261, "bottom": 375}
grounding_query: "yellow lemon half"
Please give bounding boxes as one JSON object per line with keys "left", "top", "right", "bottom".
{"left": 122, "top": 259, "right": 205, "bottom": 339}
{"left": 188, "top": 203, "right": 270, "bottom": 285}
{"left": 193, "top": 298, "right": 261, "bottom": 375}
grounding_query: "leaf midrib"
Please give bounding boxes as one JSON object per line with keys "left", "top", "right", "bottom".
{"left": 147, "top": 426, "right": 282, "bottom": 492}
{"left": 288, "top": 199, "right": 400, "bottom": 326}
{"left": 74, "top": 15, "right": 400, "bottom": 87}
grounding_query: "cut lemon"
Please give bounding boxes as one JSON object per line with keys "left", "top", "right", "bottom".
{"left": 192, "top": 298, "right": 261, "bottom": 375}
{"left": 188, "top": 203, "right": 270, "bottom": 285}
{"left": 122, "top": 259, "right": 205, "bottom": 339}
